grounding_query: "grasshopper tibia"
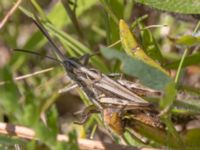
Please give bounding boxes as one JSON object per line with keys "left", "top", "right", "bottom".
{"left": 73, "top": 105, "right": 99, "bottom": 124}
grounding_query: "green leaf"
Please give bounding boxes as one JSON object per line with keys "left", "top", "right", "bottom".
{"left": 165, "top": 52, "right": 200, "bottom": 69}
{"left": 21, "top": 103, "right": 39, "bottom": 126}
{"left": 44, "top": 23, "right": 109, "bottom": 73}
{"left": 0, "top": 66, "right": 21, "bottom": 119}
{"left": 0, "top": 135, "right": 25, "bottom": 146}
{"left": 129, "top": 119, "right": 200, "bottom": 149}
{"left": 172, "top": 99, "right": 200, "bottom": 115}
{"left": 160, "top": 82, "right": 177, "bottom": 109}
{"left": 123, "top": 130, "right": 145, "bottom": 147}
{"left": 100, "top": 0, "right": 122, "bottom": 47}
{"left": 119, "top": 19, "right": 169, "bottom": 75}
{"left": 46, "top": 105, "right": 59, "bottom": 135}
{"left": 135, "top": 0, "right": 200, "bottom": 14}
{"left": 159, "top": 83, "right": 182, "bottom": 147}
{"left": 34, "top": 123, "right": 57, "bottom": 148}
{"left": 182, "top": 128, "right": 200, "bottom": 149}
{"left": 129, "top": 120, "right": 179, "bottom": 148}
{"left": 169, "top": 34, "right": 200, "bottom": 46}
{"left": 101, "top": 47, "right": 172, "bottom": 90}
{"left": 65, "top": 130, "right": 79, "bottom": 150}
{"left": 20, "top": 5, "right": 109, "bottom": 73}
{"left": 18, "top": 1, "right": 97, "bottom": 67}
{"left": 161, "top": 116, "right": 184, "bottom": 149}
{"left": 139, "top": 23, "right": 165, "bottom": 64}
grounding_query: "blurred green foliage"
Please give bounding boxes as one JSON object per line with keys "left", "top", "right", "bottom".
{"left": 0, "top": 0, "right": 200, "bottom": 149}
{"left": 135, "top": 0, "right": 200, "bottom": 14}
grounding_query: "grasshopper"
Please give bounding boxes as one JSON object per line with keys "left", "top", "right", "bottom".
{"left": 20, "top": 16, "right": 164, "bottom": 135}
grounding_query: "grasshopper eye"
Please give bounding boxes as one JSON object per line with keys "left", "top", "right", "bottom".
{"left": 63, "top": 60, "right": 73, "bottom": 71}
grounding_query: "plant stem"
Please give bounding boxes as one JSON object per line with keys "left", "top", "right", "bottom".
{"left": 174, "top": 48, "right": 188, "bottom": 84}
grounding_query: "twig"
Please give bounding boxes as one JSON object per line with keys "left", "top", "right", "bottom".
{"left": 0, "top": 0, "right": 22, "bottom": 29}
{"left": 0, "top": 122, "right": 160, "bottom": 150}
{"left": 58, "top": 83, "right": 78, "bottom": 93}
{"left": 0, "top": 67, "right": 54, "bottom": 85}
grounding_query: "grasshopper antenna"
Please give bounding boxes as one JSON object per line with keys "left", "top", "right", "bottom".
{"left": 13, "top": 49, "right": 62, "bottom": 64}
{"left": 32, "top": 16, "right": 66, "bottom": 61}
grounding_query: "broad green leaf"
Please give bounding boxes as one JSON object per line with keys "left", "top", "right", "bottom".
{"left": 119, "top": 19, "right": 169, "bottom": 75}
{"left": 101, "top": 47, "right": 172, "bottom": 90}
{"left": 169, "top": 34, "right": 200, "bottom": 46}
{"left": 135, "top": 0, "right": 200, "bottom": 14}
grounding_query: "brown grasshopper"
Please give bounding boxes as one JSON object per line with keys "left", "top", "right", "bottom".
{"left": 21, "top": 16, "right": 164, "bottom": 135}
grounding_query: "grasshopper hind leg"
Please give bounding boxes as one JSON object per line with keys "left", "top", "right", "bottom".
{"left": 73, "top": 105, "right": 99, "bottom": 124}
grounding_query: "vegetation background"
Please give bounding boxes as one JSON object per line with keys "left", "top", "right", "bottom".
{"left": 0, "top": 0, "right": 200, "bottom": 149}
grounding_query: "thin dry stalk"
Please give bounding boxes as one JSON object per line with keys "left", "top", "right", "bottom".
{"left": 0, "top": 0, "right": 22, "bottom": 29}
{"left": 0, "top": 67, "right": 54, "bottom": 85}
{"left": 0, "top": 122, "right": 160, "bottom": 150}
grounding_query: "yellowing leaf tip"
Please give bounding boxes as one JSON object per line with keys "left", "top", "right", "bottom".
{"left": 119, "top": 19, "right": 127, "bottom": 28}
